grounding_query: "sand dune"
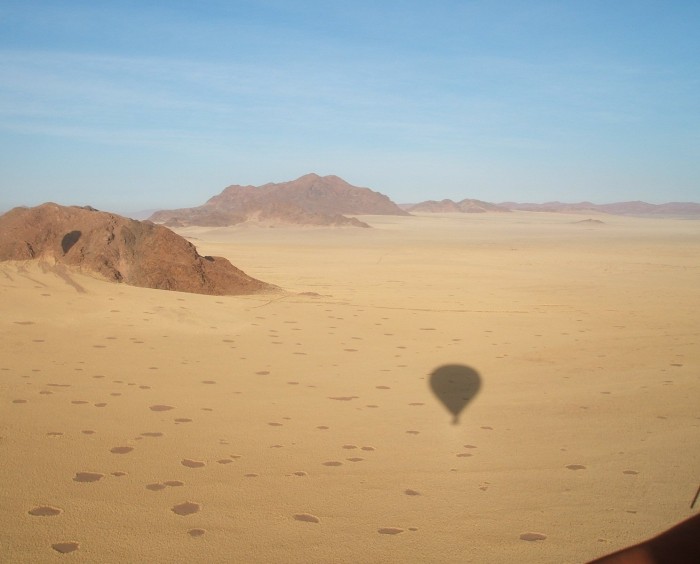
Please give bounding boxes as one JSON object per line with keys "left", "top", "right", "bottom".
{"left": 1, "top": 212, "right": 698, "bottom": 562}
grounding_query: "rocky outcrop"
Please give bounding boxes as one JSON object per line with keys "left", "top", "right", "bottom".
{"left": 0, "top": 203, "right": 275, "bottom": 295}
{"left": 149, "top": 173, "right": 408, "bottom": 227}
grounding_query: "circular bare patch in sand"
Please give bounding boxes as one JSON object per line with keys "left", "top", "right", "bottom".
{"left": 73, "top": 472, "right": 104, "bottom": 483}
{"left": 149, "top": 404, "right": 174, "bottom": 412}
{"left": 520, "top": 532, "right": 547, "bottom": 541}
{"left": 52, "top": 542, "right": 79, "bottom": 553}
{"left": 29, "top": 506, "right": 62, "bottom": 516}
{"left": 188, "top": 528, "right": 206, "bottom": 537}
{"left": 378, "top": 527, "right": 404, "bottom": 535}
{"left": 171, "top": 501, "right": 201, "bottom": 516}
{"left": 181, "top": 459, "right": 206, "bottom": 468}
{"left": 293, "top": 513, "right": 320, "bottom": 523}
{"left": 146, "top": 483, "right": 167, "bottom": 491}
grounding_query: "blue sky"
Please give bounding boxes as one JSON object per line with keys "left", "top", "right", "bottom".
{"left": 1, "top": 1, "right": 698, "bottom": 212}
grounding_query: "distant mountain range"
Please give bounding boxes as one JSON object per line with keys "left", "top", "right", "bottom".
{"left": 404, "top": 199, "right": 700, "bottom": 217}
{"left": 149, "top": 173, "right": 408, "bottom": 228}
{"left": 146, "top": 173, "right": 699, "bottom": 227}
{"left": 496, "top": 200, "right": 700, "bottom": 216}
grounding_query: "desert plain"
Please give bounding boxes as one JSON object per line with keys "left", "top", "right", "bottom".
{"left": 1, "top": 211, "right": 698, "bottom": 563}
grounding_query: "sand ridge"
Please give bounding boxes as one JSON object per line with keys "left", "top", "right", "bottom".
{"left": 1, "top": 212, "right": 699, "bottom": 562}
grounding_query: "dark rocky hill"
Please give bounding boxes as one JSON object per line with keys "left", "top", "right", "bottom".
{"left": 0, "top": 203, "right": 275, "bottom": 295}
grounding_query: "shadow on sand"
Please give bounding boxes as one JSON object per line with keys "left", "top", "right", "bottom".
{"left": 429, "top": 364, "right": 482, "bottom": 424}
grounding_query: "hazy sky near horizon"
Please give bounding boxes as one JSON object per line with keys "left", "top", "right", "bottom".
{"left": 1, "top": 0, "right": 699, "bottom": 212}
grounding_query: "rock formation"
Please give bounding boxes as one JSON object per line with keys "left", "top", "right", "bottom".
{"left": 0, "top": 203, "right": 275, "bottom": 295}
{"left": 149, "top": 173, "right": 408, "bottom": 227}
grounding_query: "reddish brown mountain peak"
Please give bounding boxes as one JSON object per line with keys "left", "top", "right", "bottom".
{"left": 150, "top": 174, "right": 407, "bottom": 227}
{"left": 0, "top": 204, "right": 275, "bottom": 295}
{"left": 297, "top": 172, "right": 323, "bottom": 180}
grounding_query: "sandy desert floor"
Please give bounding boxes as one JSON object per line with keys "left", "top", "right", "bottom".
{"left": 1, "top": 211, "right": 699, "bottom": 563}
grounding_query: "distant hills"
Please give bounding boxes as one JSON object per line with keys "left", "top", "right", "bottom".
{"left": 149, "top": 173, "right": 408, "bottom": 228}
{"left": 3, "top": 174, "right": 698, "bottom": 227}
{"left": 0, "top": 203, "right": 275, "bottom": 295}
{"left": 404, "top": 199, "right": 700, "bottom": 217}
{"left": 146, "top": 173, "right": 699, "bottom": 226}
{"left": 497, "top": 201, "right": 700, "bottom": 216}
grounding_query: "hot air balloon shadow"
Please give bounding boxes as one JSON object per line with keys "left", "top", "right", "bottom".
{"left": 429, "top": 364, "right": 482, "bottom": 424}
